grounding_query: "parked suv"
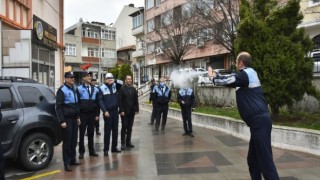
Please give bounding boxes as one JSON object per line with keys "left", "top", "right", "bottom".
{"left": 0, "top": 77, "right": 62, "bottom": 171}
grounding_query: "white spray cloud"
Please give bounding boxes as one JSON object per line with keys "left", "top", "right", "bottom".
{"left": 169, "top": 69, "right": 207, "bottom": 88}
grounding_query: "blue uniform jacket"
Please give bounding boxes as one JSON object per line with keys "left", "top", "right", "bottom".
{"left": 213, "top": 68, "right": 269, "bottom": 126}
{"left": 55, "top": 83, "right": 80, "bottom": 124}
{"left": 99, "top": 83, "right": 122, "bottom": 113}
{"left": 77, "top": 84, "right": 100, "bottom": 116}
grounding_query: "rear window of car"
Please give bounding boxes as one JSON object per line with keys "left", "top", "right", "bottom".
{"left": 18, "top": 86, "right": 43, "bottom": 107}
{"left": 0, "top": 88, "right": 17, "bottom": 109}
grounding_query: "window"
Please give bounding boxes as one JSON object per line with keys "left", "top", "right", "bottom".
{"left": 83, "top": 30, "right": 99, "bottom": 38}
{"left": 309, "top": 0, "right": 320, "bottom": 6}
{"left": 65, "top": 43, "right": 76, "bottom": 56}
{"left": 182, "top": 3, "right": 192, "bottom": 18}
{"left": 101, "top": 29, "right": 116, "bottom": 40}
{"left": 147, "top": 0, "right": 154, "bottom": 9}
{"left": 162, "top": 11, "right": 172, "bottom": 26}
{"left": 147, "top": 43, "right": 155, "bottom": 54}
{"left": 0, "top": 88, "right": 16, "bottom": 109}
{"left": 155, "top": 0, "right": 161, "bottom": 7}
{"left": 88, "top": 48, "right": 99, "bottom": 57}
{"left": 18, "top": 86, "right": 43, "bottom": 107}
{"left": 147, "top": 19, "right": 154, "bottom": 32}
{"left": 101, "top": 48, "right": 116, "bottom": 58}
{"left": 155, "top": 15, "right": 161, "bottom": 30}
{"left": 133, "top": 14, "right": 143, "bottom": 28}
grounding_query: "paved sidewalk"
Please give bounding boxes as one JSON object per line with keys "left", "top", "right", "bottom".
{"left": 6, "top": 110, "right": 320, "bottom": 179}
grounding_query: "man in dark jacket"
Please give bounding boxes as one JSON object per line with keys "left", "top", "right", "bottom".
{"left": 119, "top": 75, "right": 139, "bottom": 150}
{"left": 77, "top": 72, "right": 99, "bottom": 159}
{"left": 56, "top": 72, "right": 81, "bottom": 171}
{"left": 208, "top": 52, "right": 279, "bottom": 180}
{"left": 148, "top": 78, "right": 156, "bottom": 125}
{"left": 152, "top": 77, "right": 171, "bottom": 134}
{"left": 99, "top": 73, "right": 122, "bottom": 156}
{"left": 178, "top": 86, "right": 195, "bottom": 137}
{"left": 0, "top": 102, "right": 4, "bottom": 179}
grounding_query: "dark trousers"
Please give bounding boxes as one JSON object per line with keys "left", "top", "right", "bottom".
{"left": 121, "top": 112, "right": 135, "bottom": 145}
{"left": 0, "top": 142, "right": 4, "bottom": 180}
{"left": 150, "top": 102, "right": 156, "bottom": 124}
{"left": 248, "top": 115, "right": 279, "bottom": 180}
{"left": 62, "top": 117, "right": 78, "bottom": 167}
{"left": 181, "top": 106, "right": 192, "bottom": 134}
{"left": 103, "top": 110, "right": 119, "bottom": 152}
{"left": 79, "top": 113, "right": 96, "bottom": 155}
{"left": 155, "top": 104, "right": 169, "bottom": 131}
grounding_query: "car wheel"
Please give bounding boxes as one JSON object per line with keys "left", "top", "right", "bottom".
{"left": 201, "top": 82, "right": 205, "bottom": 86}
{"left": 19, "top": 133, "right": 53, "bottom": 171}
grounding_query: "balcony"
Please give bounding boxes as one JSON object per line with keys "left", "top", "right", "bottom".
{"left": 82, "top": 37, "right": 99, "bottom": 45}
{"left": 101, "top": 58, "right": 117, "bottom": 68}
{"left": 132, "top": 25, "right": 144, "bottom": 36}
{"left": 132, "top": 49, "right": 145, "bottom": 58}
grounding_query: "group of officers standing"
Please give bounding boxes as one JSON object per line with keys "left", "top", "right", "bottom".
{"left": 55, "top": 71, "right": 139, "bottom": 171}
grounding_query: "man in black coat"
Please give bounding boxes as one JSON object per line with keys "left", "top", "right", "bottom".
{"left": 118, "top": 75, "right": 139, "bottom": 150}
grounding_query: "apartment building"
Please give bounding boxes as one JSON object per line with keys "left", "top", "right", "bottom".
{"left": 300, "top": 0, "right": 320, "bottom": 72}
{"left": 64, "top": 19, "right": 117, "bottom": 84}
{"left": 145, "top": 0, "right": 232, "bottom": 80}
{"left": 0, "top": 0, "right": 64, "bottom": 92}
{"left": 129, "top": 7, "right": 146, "bottom": 87}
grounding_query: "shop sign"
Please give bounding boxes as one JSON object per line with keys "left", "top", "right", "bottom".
{"left": 32, "top": 15, "right": 57, "bottom": 51}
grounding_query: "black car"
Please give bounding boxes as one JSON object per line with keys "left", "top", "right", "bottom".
{"left": 0, "top": 77, "right": 62, "bottom": 171}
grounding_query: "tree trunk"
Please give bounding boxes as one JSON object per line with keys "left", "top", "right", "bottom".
{"left": 271, "top": 105, "right": 280, "bottom": 121}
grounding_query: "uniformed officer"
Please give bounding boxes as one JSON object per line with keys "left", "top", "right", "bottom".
{"left": 153, "top": 77, "right": 171, "bottom": 134}
{"left": 208, "top": 52, "right": 279, "bottom": 180}
{"left": 99, "top": 73, "right": 122, "bottom": 156}
{"left": 77, "top": 72, "right": 99, "bottom": 159}
{"left": 178, "top": 86, "right": 195, "bottom": 137}
{"left": 56, "top": 72, "right": 81, "bottom": 171}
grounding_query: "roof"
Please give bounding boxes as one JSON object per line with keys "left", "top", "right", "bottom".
{"left": 117, "top": 45, "right": 136, "bottom": 52}
{"left": 128, "top": 7, "right": 144, "bottom": 17}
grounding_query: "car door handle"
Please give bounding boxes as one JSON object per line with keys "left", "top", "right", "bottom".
{"left": 7, "top": 118, "right": 19, "bottom": 123}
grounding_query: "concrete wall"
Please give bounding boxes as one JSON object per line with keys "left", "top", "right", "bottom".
{"left": 141, "top": 104, "right": 320, "bottom": 156}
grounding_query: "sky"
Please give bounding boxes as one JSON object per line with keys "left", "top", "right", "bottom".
{"left": 64, "top": 0, "right": 144, "bottom": 29}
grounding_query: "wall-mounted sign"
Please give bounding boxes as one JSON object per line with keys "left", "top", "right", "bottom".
{"left": 32, "top": 15, "right": 57, "bottom": 51}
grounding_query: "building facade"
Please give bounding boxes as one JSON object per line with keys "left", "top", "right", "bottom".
{"left": 129, "top": 7, "right": 146, "bottom": 87}
{"left": 0, "top": 0, "right": 64, "bottom": 92}
{"left": 144, "top": 0, "right": 232, "bottom": 80}
{"left": 64, "top": 20, "right": 117, "bottom": 84}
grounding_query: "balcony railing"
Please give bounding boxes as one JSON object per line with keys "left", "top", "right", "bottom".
{"left": 132, "top": 25, "right": 144, "bottom": 36}
{"left": 101, "top": 58, "right": 117, "bottom": 68}
{"left": 132, "top": 49, "right": 145, "bottom": 58}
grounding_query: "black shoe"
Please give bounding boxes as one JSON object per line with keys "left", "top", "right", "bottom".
{"left": 96, "top": 132, "right": 101, "bottom": 135}
{"left": 127, "top": 143, "right": 134, "bottom": 148}
{"left": 112, "top": 148, "right": 121, "bottom": 153}
{"left": 189, "top": 133, "right": 195, "bottom": 137}
{"left": 89, "top": 152, "right": 99, "bottom": 156}
{"left": 79, "top": 154, "right": 84, "bottom": 159}
{"left": 182, "top": 133, "right": 188, "bottom": 136}
{"left": 71, "top": 161, "right": 81, "bottom": 165}
{"left": 104, "top": 151, "right": 108, "bottom": 156}
{"left": 65, "top": 165, "right": 72, "bottom": 171}
{"left": 121, "top": 144, "right": 125, "bottom": 150}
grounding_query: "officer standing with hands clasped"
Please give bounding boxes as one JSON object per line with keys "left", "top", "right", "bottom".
{"left": 91, "top": 79, "right": 102, "bottom": 135}
{"left": 77, "top": 71, "right": 99, "bottom": 159}
{"left": 178, "top": 86, "right": 195, "bottom": 137}
{"left": 152, "top": 77, "right": 171, "bottom": 135}
{"left": 208, "top": 52, "right": 279, "bottom": 180}
{"left": 0, "top": 102, "right": 4, "bottom": 179}
{"left": 56, "top": 72, "right": 81, "bottom": 172}
{"left": 99, "top": 73, "right": 122, "bottom": 156}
